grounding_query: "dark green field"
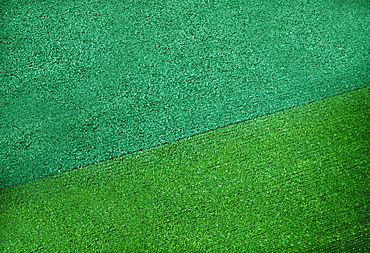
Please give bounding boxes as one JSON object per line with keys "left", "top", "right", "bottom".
{"left": 1, "top": 0, "right": 369, "bottom": 188}
{"left": 1, "top": 0, "right": 369, "bottom": 251}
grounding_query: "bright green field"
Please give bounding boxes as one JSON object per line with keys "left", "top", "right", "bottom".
{"left": 1, "top": 0, "right": 369, "bottom": 251}
{"left": 1, "top": 87, "right": 369, "bottom": 252}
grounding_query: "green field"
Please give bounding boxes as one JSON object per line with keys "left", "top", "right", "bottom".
{"left": 1, "top": 0, "right": 369, "bottom": 188}
{"left": 1, "top": 0, "right": 369, "bottom": 251}
{"left": 1, "top": 87, "right": 369, "bottom": 252}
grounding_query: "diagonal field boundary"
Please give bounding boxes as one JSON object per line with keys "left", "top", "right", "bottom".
{"left": 1, "top": 0, "right": 369, "bottom": 189}
{"left": 1, "top": 86, "right": 369, "bottom": 252}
